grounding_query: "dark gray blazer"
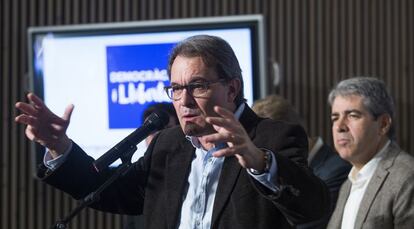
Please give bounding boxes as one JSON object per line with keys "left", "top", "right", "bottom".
{"left": 327, "top": 142, "right": 414, "bottom": 229}
{"left": 298, "top": 143, "right": 351, "bottom": 229}
{"left": 38, "top": 106, "right": 330, "bottom": 229}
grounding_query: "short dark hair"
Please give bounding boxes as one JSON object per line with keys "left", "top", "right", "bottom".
{"left": 168, "top": 35, "right": 245, "bottom": 105}
{"left": 328, "top": 77, "right": 395, "bottom": 139}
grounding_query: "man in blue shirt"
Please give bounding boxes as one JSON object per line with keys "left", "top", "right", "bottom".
{"left": 15, "top": 35, "right": 329, "bottom": 228}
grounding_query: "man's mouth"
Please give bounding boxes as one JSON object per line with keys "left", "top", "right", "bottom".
{"left": 182, "top": 113, "right": 199, "bottom": 121}
{"left": 336, "top": 138, "right": 350, "bottom": 146}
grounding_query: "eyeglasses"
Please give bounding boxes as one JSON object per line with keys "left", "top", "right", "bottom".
{"left": 164, "top": 79, "right": 227, "bottom": 101}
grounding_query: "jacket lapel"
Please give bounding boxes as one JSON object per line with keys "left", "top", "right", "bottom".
{"left": 210, "top": 156, "right": 242, "bottom": 226}
{"left": 211, "top": 105, "right": 260, "bottom": 227}
{"left": 165, "top": 138, "right": 195, "bottom": 229}
{"left": 353, "top": 143, "right": 399, "bottom": 229}
{"left": 330, "top": 181, "right": 352, "bottom": 228}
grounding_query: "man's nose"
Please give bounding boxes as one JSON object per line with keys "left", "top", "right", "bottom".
{"left": 334, "top": 117, "right": 348, "bottom": 132}
{"left": 179, "top": 88, "right": 196, "bottom": 106}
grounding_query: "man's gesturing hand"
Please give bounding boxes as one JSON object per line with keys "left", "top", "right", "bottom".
{"left": 204, "top": 106, "right": 267, "bottom": 171}
{"left": 15, "top": 93, "right": 74, "bottom": 158}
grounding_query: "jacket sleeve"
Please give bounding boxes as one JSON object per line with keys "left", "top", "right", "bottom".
{"left": 394, "top": 173, "right": 414, "bottom": 228}
{"left": 250, "top": 119, "right": 331, "bottom": 225}
{"left": 37, "top": 140, "right": 155, "bottom": 215}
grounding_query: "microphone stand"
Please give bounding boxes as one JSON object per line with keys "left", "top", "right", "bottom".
{"left": 51, "top": 145, "right": 137, "bottom": 229}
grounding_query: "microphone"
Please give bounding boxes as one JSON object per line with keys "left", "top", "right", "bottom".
{"left": 93, "top": 110, "right": 170, "bottom": 172}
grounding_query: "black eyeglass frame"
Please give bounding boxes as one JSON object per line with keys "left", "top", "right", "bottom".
{"left": 164, "top": 78, "right": 229, "bottom": 101}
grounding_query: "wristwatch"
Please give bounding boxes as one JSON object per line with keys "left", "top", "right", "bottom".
{"left": 249, "top": 149, "right": 272, "bottom": 175}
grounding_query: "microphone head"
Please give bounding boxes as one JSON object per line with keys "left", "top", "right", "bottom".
{"left": 145, "top": 110, "right": 170, "bottom": 131}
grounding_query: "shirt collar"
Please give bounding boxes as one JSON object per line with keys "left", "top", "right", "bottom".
{"left": 348, "top": 140, "right": 391, "bottom": 184}
{"left": 186, "top": 103, "right": 246, "bottom": 149}
{"left": 308, "top": 136, "right": 323, "bottom": 163}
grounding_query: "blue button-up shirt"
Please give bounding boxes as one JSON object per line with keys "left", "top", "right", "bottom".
{"left": 177, "top": 140, "right": 226, "bottom": 229}
{"left": 177, "top": 104, "right": 279, "bottom": 229}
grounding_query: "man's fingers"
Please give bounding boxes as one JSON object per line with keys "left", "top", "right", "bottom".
{"left": 214, "top": 106, "right": 235, "bottom": 119}
{"left": 212, "top": 146, "right": 242, "bottom": 158}
{"left": 62, "top": 104, "right": 74, "bottom": 121}
{"left": 206, "top": 116, "right": 229, "bottom": 127}
{"left": 206, "top": 116, "right": 240, "bottom": 133}
{"left": 27, "top": 93, "right": 46, "bottom": 108}
{"left": 25, "top": 127, "right": 37, "bottom": 141}
{"left": 15, "top": 102, "right": 38, "bottom": 115}
{"left": 15, "top": 114, "right": 37, "bottom": 126}
{"left": 204, "top": 132, "right": 228, "bottom": 144}
{"left": 48, "top": 104, "right": 74, "bottom": 125}
{"left": 207, "top": 106, "right": 243, "bottom": 131}
{"left": 212, "top": 147, "right": 232, "bottom": 157}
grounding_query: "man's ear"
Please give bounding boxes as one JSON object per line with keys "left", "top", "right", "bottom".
{"left": 227, "top": 78, "right": 241, "bottom": 103}
{"left": 378, "top": 113, "right": 392, "bottom": 136}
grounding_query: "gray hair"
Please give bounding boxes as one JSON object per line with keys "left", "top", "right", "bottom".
{"left": 168, "top": 35, "right": 245, "bottom": 105}
{"left": 328, "top": 77, "right": 395, "bottom": 139}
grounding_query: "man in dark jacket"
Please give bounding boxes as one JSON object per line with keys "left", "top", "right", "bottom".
{"left": 15, "top": 35, "right": 329, "bottom": 229}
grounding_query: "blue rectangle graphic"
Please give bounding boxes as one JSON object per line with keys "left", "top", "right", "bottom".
{"left": 106, "top": 43, "right": 175, "bottom": 129}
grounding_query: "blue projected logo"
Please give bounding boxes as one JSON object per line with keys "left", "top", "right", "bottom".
{"left": 106, "top": 43, "right": 175, "bottom": 129}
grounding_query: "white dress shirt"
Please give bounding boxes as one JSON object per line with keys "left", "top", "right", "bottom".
{"left": 341, "top": 140, "right": 390, "bottom": 229}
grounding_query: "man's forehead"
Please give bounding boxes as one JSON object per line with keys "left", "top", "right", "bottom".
{"left": 331, "top": 95, "right": 367, "bottom": 113}
{"left": 170, "top": 62, "right": 217, "bottom": 83}
{"left": 333, "top": 94, "right": 364, "bottom": 105}
{"left": 331, "top": 108, "right": 364, "bottom": 115}
{"left": 170, "top": 73, "right": 216, "bottom": 84}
